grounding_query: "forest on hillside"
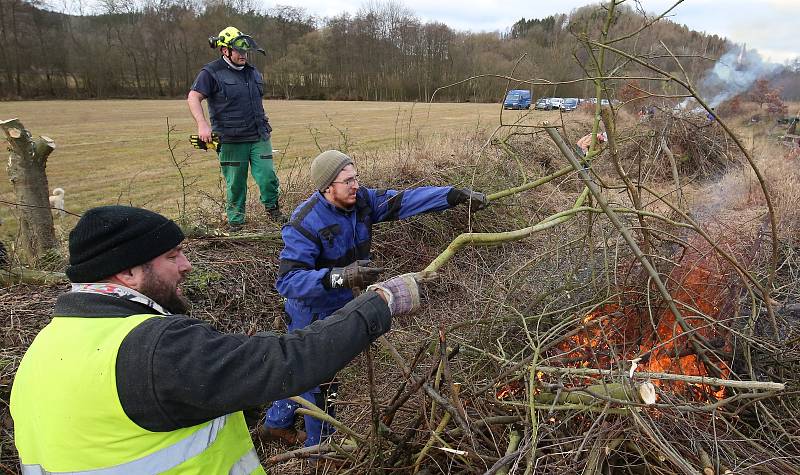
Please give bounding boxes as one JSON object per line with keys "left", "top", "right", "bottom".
{"left": 1, "top": 0, "right": 799, "bottom": 102}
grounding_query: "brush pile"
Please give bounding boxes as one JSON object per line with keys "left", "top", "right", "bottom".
{"left": 2, "top": 118, "right": 800, "bottom": 474}
{"left": 618, "top": 110, "right": 742, "bottom": 180}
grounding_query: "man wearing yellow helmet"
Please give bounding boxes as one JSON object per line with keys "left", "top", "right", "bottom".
{"left": 188, "top": 26, "right": 285, "bottom": 230}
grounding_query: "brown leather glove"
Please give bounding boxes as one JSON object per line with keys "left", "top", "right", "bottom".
{"left": 328, "top": 260, "right": 385, "bottom": 289}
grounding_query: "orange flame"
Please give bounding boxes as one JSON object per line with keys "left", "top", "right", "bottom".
{"left": 551, "top": 237, "right": 735, "bottom": 401}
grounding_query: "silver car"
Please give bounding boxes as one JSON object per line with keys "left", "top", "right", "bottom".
{"left": 535, "top": 98, "right": 553, "bottom": 110}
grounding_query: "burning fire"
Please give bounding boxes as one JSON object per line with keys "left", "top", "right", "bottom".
{"left": 552, "top": 239, "right": 735, "bottom": 401}
{"left": 496, "top": 380, "right": 525, "bottom": 400}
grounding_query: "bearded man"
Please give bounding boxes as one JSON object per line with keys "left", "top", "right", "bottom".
{"left": 10, "top": 205, "right": 422, "bottom": 474}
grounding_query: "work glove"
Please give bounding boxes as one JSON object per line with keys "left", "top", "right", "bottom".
{"left": 367, "top": 271, "right": 437, "bottom": 315}
{"left": 328, "top": 259, "right": 385, "bottom": 290}
{"left": 447, "top": 188, "right": 489, "bottom": 211}
{"left": 189, "top": 133, "right": 220, "bottom": 152}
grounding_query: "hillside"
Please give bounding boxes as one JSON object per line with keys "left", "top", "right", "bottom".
{"left": 0, "top": 1, "right": 797, "bottom": 101}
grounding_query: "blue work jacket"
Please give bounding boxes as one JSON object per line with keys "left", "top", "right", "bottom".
{"left": 276, "top": 186, "right": 453, "bottom": 318}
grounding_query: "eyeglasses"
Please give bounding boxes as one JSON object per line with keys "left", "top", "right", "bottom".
{"left": 331, "top": 176, "right": 359, "bottom": 187}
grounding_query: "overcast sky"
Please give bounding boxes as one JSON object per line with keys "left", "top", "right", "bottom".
{"left": 263, "top": 0, "right": 798, "bottom": 63}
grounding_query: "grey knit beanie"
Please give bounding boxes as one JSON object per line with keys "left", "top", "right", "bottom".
{"left": 310, "top": 150, "right": 354, "bottom": 191}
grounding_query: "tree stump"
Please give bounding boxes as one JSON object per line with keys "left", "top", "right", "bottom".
{"left": 1, "top": 118, "right": 58, "bottom": 259}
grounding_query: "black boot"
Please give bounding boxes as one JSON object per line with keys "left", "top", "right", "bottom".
{"left": 266, "top": 205, "right": 288, "bottom": 224}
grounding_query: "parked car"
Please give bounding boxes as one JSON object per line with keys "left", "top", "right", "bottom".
{"left": 503, "top": 89, "right": 532, "bottom": 109}
{"left": 534, "top": 98, "right": 553, "bottom": 110}
{"left": 549, "top": 98, "right": 564, "bottom": 109}
{"left": 560, "top": 98, "right": 579, "bottom": 112}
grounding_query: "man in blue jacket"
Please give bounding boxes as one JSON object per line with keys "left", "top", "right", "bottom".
{"left": 261, "top": 149, "right": 487, "bottom": 447}
{"left": 188, "top": 26, "right": 284, "bottom": 230}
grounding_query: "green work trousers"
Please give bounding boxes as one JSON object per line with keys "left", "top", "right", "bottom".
{"left": 218, "top": 139, "right": 279, "bottom": 225}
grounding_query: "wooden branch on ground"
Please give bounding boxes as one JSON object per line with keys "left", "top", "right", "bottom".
{"left": 185, "top": 228, "right": 282, "bottom": 242}
{"left": 492, "top": 428, "right": 522, "bottom": 475}
{"left": 536, "top": 382, "right": 656, "bottom": 406}
{"left": 378, "top": 336, "right": 472, "bottom": 436}
{"left": 290, "top": 396, "right": 366, "bottom": 443}
{"left": 660, "top": 136, "right": 684, "bottom": 207}
{"left": 266, "top": 443, "right": 351, "bottom": 464}
{"left": 0, "top": 267, "right": 68, "bottom": 285}
{"left": 534, "top": 366, "right": 785, "bottom": 391}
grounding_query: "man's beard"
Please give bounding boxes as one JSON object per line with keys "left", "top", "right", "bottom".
{"left": 140, "top": 264, "right": 190, "bottom": 314}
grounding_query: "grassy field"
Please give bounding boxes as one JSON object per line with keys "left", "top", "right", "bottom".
{"left": 2, "top": 99, "right": 800, "bottom": 472}
{"left": 0, "top": 99, "right": 552, "bottom": 238}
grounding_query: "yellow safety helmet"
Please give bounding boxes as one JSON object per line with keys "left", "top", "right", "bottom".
{"left": 208, "top": 26, "right": 265, "bottom": 55}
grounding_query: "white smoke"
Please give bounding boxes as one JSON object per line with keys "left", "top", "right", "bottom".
{"left": 697, "top": 44, "right": 783, "bottom": 108}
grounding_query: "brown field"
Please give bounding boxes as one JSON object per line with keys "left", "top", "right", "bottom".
{"left": 2, "top": 97, "right": 800, "bottom": 473}
{"left": 0, "top": 99, "right": 557, "bottom": 238}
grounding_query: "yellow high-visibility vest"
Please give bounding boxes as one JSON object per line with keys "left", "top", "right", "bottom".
{"left": 11, "top": 314, "right": 265, "bottom": 474}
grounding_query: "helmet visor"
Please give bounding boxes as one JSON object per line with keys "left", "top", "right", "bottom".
{"left": 229, "top": 35, "right": 265, "bottom": 55}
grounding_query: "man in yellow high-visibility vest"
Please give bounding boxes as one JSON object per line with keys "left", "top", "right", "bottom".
{"left": 11, "top": 205, "right": 423, "bottom": 474}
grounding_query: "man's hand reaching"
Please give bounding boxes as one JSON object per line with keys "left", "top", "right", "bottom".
{"left": 368, "top": 271, "right": 438, "bottom": 315}
{"left": 328, "top": 260, "right": 385, "bottom": 289}
{"left": 447, "top": 188, "right": 489, "bottom": 211}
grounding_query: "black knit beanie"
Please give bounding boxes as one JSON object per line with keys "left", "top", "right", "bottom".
{"left": 66, "top": 206, "right": 185, "bottom": 283}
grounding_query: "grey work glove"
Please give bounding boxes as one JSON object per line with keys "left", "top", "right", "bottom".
{"left": 367, "top": 271, "right": 437, "bottom": 315}
{"left": 328, "top": 259, "right": 385, "bottom": 289}
{"left": 447, "top": 188, "right": 489, "bottom": 211}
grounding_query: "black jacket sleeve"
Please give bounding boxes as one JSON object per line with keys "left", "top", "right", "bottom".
{"left": 116, "top": 291, "right": 390, "bottom": 431}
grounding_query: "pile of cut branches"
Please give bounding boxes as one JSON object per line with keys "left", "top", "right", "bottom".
{"left": 1, "top": 120, "right": 799, "bottom": 474}
{"left": 246, "top": 118, "right": 799, "bottom": 473}
{"left": 617, "top": 110, "right": 744, "bottom": 181}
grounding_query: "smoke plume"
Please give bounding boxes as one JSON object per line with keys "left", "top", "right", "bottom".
{"left": 698, "top": 45, "right": 783, "bottom": 108}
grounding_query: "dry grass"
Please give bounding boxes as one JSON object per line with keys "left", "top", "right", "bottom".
{"left": 2, "top": 102, "right": 800, "bottom": 473}
{"left": 0, "top": 100, "right": 563, "bottom": 239}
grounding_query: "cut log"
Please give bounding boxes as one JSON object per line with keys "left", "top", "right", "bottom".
{"left": 638, "top": 381, "right": 657, "bottom": 405}
{"left": 1, "top": 118, "right": 58, "bottom": 259}
{"left": 535, "top": 365, "right": 785, "bottom": 391}
{"left": 698, "top": 448, "right": 714, "bottom": 475}
{"left": 537, "top": 383, "right": 651, "bottom": 405}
